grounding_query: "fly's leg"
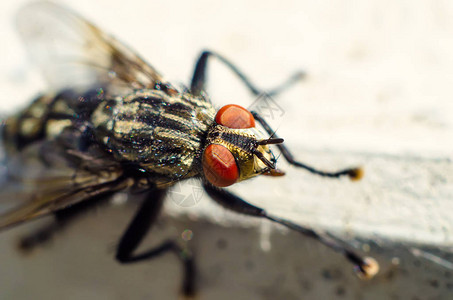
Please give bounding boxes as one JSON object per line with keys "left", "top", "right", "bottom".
{"left": 252, "top": 111, "right": 363, "bottom": 180}
{"left": 190, "top": 50, "right": 305, "bottom": 97}
{"left": 203, "top": 183, "right": 379, "bottom": 279}
{"left": 18, "top": 193, "right": 113, "bottom": 252}
{"left": 190, "top": 51, "right": 362, "bottom": 180}
{"left": 116, "top": 189, "right": 196, "bottom": 298}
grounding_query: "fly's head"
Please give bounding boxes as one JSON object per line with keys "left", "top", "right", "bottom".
{"left": 202, "top": 104, "right": 284, "bottom": 187}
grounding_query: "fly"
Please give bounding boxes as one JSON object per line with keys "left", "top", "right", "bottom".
{"left": 0, "top": 2, "right": 378, "bottom": 297}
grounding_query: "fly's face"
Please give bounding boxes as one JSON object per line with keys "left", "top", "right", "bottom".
{"left": 202, "top": 104, "right": 283, "bottom": 187}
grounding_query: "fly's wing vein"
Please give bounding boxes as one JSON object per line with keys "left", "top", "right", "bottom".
{"left": 16, "top": 1, "right": 168, "bottom": 94}
{"left": 0, "top": 136, "right": 131, "bottom": 230}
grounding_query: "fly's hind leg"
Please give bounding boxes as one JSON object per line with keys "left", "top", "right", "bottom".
{"left": 116, "top": 189, "right": 196, "bottom": 298}
{"left": 18, "top": 192, "right": 114, "bottom": 252}
{"left": 190, "top": 50, "right": 305, "bottom": 97}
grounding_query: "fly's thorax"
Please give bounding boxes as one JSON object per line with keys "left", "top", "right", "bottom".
{"left": 202, "top": 124, "right": 275, "bottom": 186}
{"left": 91, "top": 89, "right": 215, "bottom": 185}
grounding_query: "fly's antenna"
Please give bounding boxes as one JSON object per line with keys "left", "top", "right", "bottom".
{"left": 257, "top": 138, "right": 284, "bottom": 146}
{"left": 267, "top": 125, "right": 281, "bottom": 140}
{"left": 254, "top": 137, "right": 283, "bottom": 169}
{"left": 253, "top": 149, "right": 276, "bottom": 169}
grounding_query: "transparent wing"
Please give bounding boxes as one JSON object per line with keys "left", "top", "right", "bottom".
{"left": 0, "top": 133, "right": 131, "bottom": 230}
{"left": 16, "top": 1, "right": 166, "bottom": 93}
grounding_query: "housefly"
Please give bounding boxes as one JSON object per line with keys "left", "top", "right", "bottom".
{"left": 0, "top": 1, "right": 378, "bottom": 297}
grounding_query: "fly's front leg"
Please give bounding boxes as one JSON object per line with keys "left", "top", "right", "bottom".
{"left": 116, "top": 189, "right": 196, "bottom": 298}
{"left": 190, "top": 50, "right": 305, "bottom": 97}
{"left": 252, "top": 111, "right": 364, "bottom": 180}
{"left": 203, "top": 183, "right": 378, "bottom": 279}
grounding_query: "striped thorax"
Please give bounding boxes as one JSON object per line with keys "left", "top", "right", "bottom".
{"left": 91, "top": 89, "right": 216, "bottom": 187}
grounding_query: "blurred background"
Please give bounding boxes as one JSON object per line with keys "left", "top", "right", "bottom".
{"left": 0, "top": 0, "right": 452, "bottom": 299}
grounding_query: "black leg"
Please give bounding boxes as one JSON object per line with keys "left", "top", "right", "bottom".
{"left": 251, "top": 111, "right": 363, "bottom": 180}
{"left": 18, "top": 192, "right": 113, "bottom": 252}
{"left": 190, "top": 50, "right": 305, "bottom": 97}
{"left": 203, "top": 183, "right": 379, "bottom": 279}
{"left": 116, "top": 189, "right": 196, "bottom": 298}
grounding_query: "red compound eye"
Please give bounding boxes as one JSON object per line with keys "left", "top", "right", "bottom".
{"left": 215, "top": 104, "right": 255, "bottom": 129}
{"left": 203, "top": 144, "right": 239, "bottom": 187}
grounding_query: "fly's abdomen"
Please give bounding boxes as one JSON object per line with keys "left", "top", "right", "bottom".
{"left": 2, "top": 89, "right": 105, "bottom": 156}
{"left": 2, "top": 94, "right": 53, "bottom": 155}
{"left": 91, "top": 89, "right": 215, "bottom": 182}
